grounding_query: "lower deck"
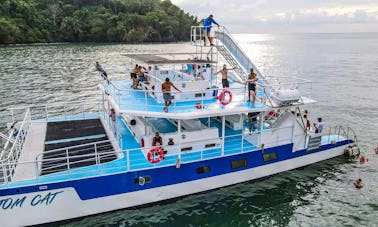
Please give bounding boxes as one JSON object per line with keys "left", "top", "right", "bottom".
{"left": 1, "top": 113, "right": 350, "bottom": 189}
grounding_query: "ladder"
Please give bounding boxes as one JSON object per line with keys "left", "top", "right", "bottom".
{"left": 190, "top": 26, "right": 266, "bottom": 83}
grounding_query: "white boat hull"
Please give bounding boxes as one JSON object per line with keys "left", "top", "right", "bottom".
{"left": 0, "top": 144, "right": 347, "bottom": 226}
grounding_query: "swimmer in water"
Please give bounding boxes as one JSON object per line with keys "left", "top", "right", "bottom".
{"left": 354, "top": 179, "right": 364, "bottom": 189}
{"left": 359, "top": 156, "right": 368, "bottom": 164}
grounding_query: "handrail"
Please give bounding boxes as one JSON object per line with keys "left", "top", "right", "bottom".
{"left": 214, "top": 26, "right": 266, "bottom": 82}
{"left": 105, "top": 80, "right": 252, "bottom": 114}
{"left": 0, "top": 120, "right": 358, "bottom": 187}
{"left": 0, "top": 108, "right": 31, "bottom": 183}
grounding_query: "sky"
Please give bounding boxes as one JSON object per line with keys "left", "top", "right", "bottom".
{"left": 171, "top": 0, "right": 378, "bottom": 33}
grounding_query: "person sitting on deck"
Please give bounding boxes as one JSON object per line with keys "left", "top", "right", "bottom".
{"left": 138, "top": 66, "right": 146, "bottom": 82}
{"left": 130, "top": 64, "right": 139, "bottom": 79}
{"left": 152, "top": 132, "right": 163, "bottom": 147}
{"left": 354, "top": 178, "right": 364, "bottom": 188}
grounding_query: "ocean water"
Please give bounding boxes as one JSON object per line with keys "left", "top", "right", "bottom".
{"left": 0, "top": 33, "right": 378, "bottom": 226}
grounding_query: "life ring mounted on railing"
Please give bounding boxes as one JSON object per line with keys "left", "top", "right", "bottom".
{"left": 147, "top": 147, "right": 164, "bottom": 164}
{"left": 218, "top": 89, "right": 232, "bottom": 105}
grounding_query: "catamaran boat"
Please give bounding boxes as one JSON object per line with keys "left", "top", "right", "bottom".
{"left": 0, "top": 26, "right": 360, "bottom": 226}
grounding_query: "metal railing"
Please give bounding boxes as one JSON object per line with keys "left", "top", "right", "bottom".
{"left": 0, "top": 109, "right": 31, "bottom": 183}
{"left": 215, "top": 26, "right": 266, "bottom": 81}
{"left": 8, "top": 100, "right": 103, "bottom": 123}
{"left": 255, "top": 77, "right": 313, "bottom": 107}
{"left": 105, "top": 81, "right": 252, "bottom": 114}
{"left": 0, "top": 131, "right": 262, "bottom": 187}
{"left": 0, "top": 118, "right": 357, "bottom": 188}
{"left": 326, "top": 125, "right": 359, "bottom": 146}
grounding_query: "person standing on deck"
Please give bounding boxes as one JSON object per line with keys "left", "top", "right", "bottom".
{"left": 313, "top": 117, "right": 324, "bottom": 133}
{"left": 245, "top": 67, "right": 258, "bottom": 107}
{"left": 162, "top": 78, "right": 181, "bottom": 113}
{"left": 214, "top": 64, "right": 235, "bottom": 88}
{"left": 203, "top": 14, "right": 220, "bottom": 46}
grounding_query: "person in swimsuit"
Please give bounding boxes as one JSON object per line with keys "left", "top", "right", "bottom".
{"left": 245, "top": 67, "right": 258, "bottom": 107}
{"left": 130, "top": 65, "right": 140, "bottom": 89}
{"left": 214, "top": 64, "right": 235, "bottom": 88}
{"left": 354, "top": 178, "right": 364, "bottom": 188}
{"left": 161, "top": 78, "right": 181, "bottom": 112}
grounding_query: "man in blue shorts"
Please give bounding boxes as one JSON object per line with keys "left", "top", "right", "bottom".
{"left": 203, "top": 14, "right": 220, "bottom": 46}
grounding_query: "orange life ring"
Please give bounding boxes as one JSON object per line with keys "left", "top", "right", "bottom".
{"left": 218, "top": 89, "right": 232, "bottom": 105}
{"left": 147, "top": 147, "right": 164, "bottom": 164}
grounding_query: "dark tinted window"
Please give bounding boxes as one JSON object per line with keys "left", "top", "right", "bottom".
{"left": 196, "top": 166, "right": 211, "bottom": 174}
{"left": 263, "top": 152, "right": 278, "bottom": 162}
{"left": 231, "top": 158, "right": 247, "bottom": 169}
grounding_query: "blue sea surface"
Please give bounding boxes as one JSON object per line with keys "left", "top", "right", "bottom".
{"left": 0, "top": 33, "right": 377, "bottom": 226}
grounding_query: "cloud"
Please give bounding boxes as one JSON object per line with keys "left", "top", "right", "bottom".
{"left": 171, "top": 0, "right": 378, "bottom": 33}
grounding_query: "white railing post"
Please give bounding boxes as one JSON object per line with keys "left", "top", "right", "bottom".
{"left": 221, "top": 116, "right": 225, "bottom": 156}
{"left": 2, "top": 161, "right": 8, "bottom": 184}
{"left": 66, "top": 149, "right": 70, "bottom": 170}
{"left": 144, "top": 91, "right": 148, "bottom": 111}
{"left": 45, "top": 106, "right": 48, "bottom": 122}
{"left": 35, "top": 160, "right": 40, "bottom": 183}
{"left": 126, "top": 150, "right": 130, "bottom": 171}
{"left": 94, "top": 143, "right": 98, "bottom": 165}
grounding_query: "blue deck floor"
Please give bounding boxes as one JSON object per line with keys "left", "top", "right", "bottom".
{"left": 107, "top": 80, "right": 267, "bottom": 114}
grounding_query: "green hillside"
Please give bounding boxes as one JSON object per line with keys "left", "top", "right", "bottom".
{"left": 0, "top": 0, "right": 197, "bottom": 44}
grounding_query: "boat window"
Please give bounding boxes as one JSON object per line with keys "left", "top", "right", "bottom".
{"left": 196, "top": 166, "right": 210, "bottom": 174}
{"left": 263, "top": 152, "right": 278, "bottom": 162}
{"left": 195, "top": 93, "right": 206, "bottom": 97}
{"left": 181, "top": 147, "right": 192, "bottom": 152}
{"left": 205, "top": 143, "right": 216, "bottom": 148}
{"left": 231, "top": 158, "right": 247, "bottom": 169}
{"left": 134, "top": 176, "right": 151, "bottom": 185}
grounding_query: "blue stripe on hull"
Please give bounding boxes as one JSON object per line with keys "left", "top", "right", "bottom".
{"left": 0, "top": 140, "right": 351, "bottom": 198}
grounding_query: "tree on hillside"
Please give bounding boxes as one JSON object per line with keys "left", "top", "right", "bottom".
{"left": 0, "top": 0, "right": 197, "bottom": 44}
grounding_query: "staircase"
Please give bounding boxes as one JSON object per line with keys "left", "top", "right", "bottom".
{"left": 190, "top": 26, "right": 266, "bottom": 83}
{"left": 215, "top": 45, "right": 246, "bottom": 83}
{"left": 215, "top": 27, "right": 265, "bottom": 82}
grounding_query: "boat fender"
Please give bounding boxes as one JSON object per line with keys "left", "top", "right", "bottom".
{"left": 168, "top": 138, "right": 174, "bottom": 146}
{"left": 196, "top": 102, "right": 204, "bottom": 109}
{"left": 147, "top": 147, "right": 164, "bottom": 164}
{"left": 218, "top": 89, "right": 232, "bottom": 105}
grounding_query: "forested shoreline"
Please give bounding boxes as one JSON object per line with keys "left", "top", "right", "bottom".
{"left": 0, "top": 0, "right": 197, "bottom": 44}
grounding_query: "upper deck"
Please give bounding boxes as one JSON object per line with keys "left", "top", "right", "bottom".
{"left": 103, "top": 79, "right": 268, "bottom": 119}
